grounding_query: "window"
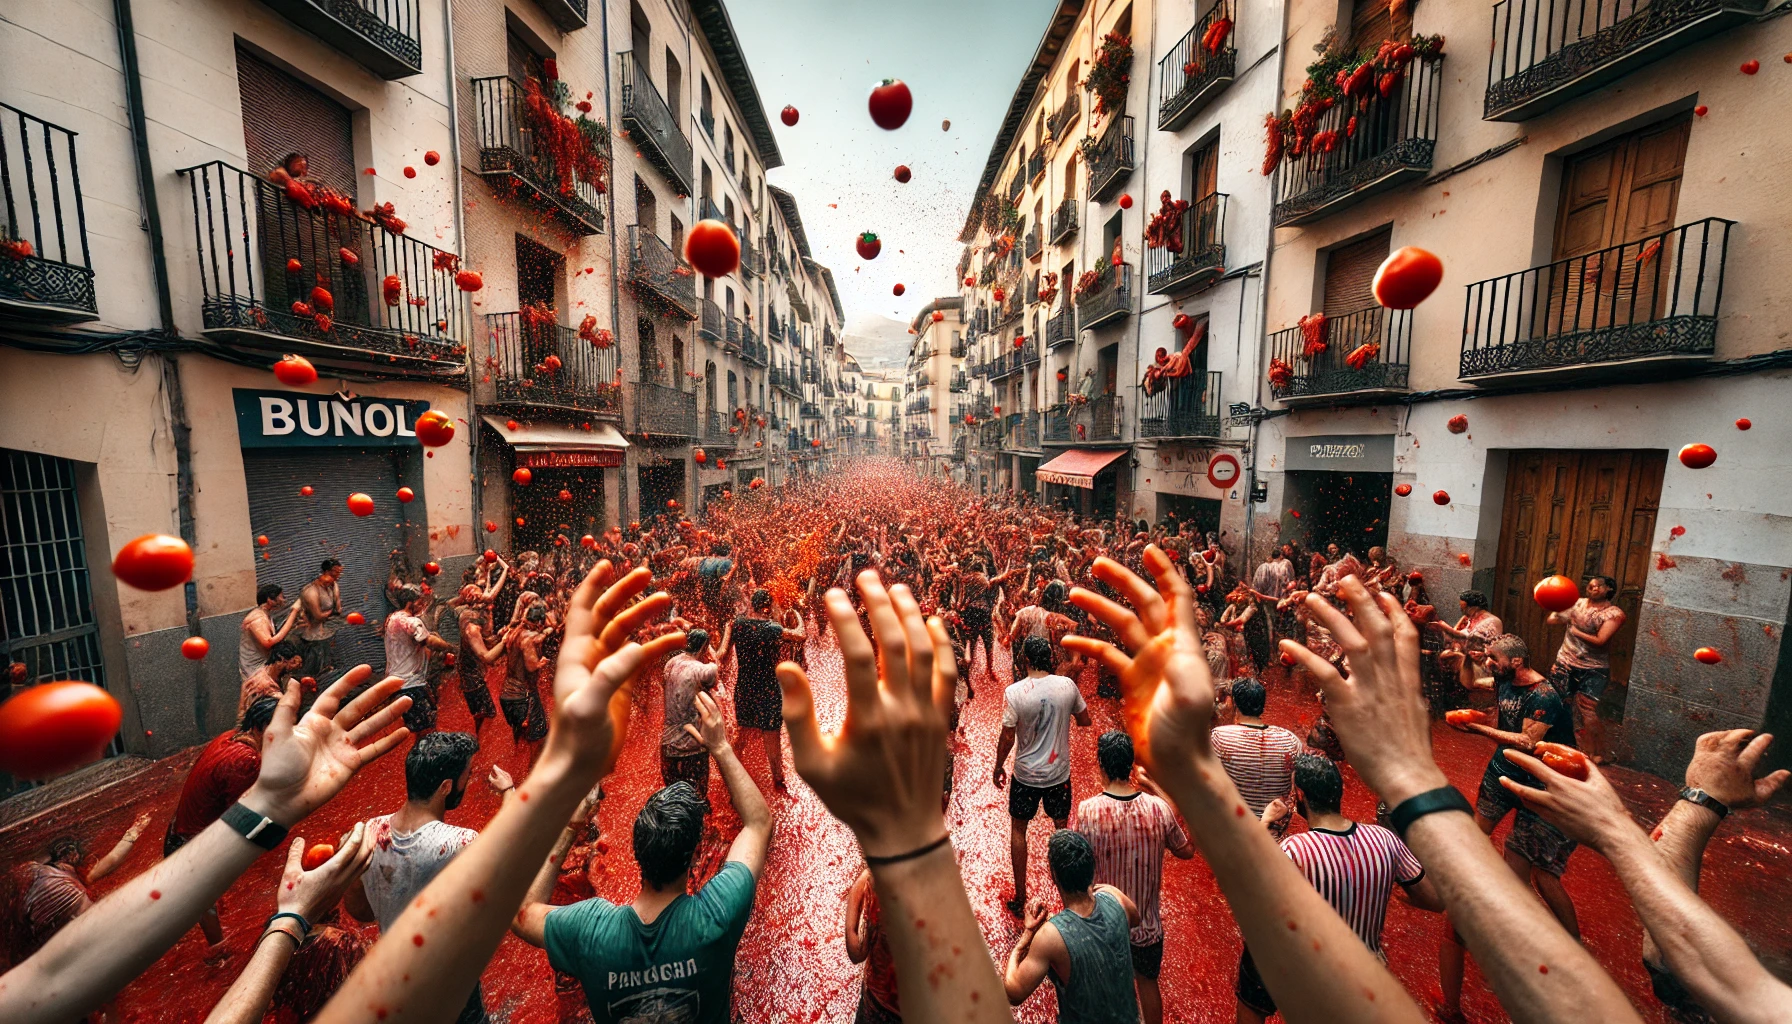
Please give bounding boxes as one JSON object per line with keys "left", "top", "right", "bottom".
{"left": 1350, "top": 0, "right": 1411, "bottom": 53}
{"left": 506, "top": 29, "right": 548, "bottom": 88}
{"left": 1185, "top": 137, "right": 1219, "bottom": 201}
{"left": 704, "top": 360, "right": 717, "bottom": 413}
{"left": 637, "top": 317, "right": 658, "bottom": 380}
{"left": 1062, "top": 154, "right": 1078, "bottom": 199}
{"left": 1103, "top": 212, "right": 1123, "bottom": 259}
{"left": 664, "top": 50, "right": 682, "bottom": 114}
{"left": 670, "top": 215, "right": 684, "bottom": 256}
{"left": 1323, "top": 228, "right": 1391, "bottom": 316}
{"left": 629, "top": 3, "right": 650, "bottom": 65}
{"left": 635, "top": 176, "right": 657, "bottom": 236}
{"left": 673, "top": 337, "right": 685, "bottom": 386}
{"left": 237, "top": 46, "right": 356, "bottom": 199}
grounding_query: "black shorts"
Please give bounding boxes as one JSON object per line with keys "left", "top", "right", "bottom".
{"left": 1551, "top": 663, "right": 1609, "bottom": 702}
{"left": 401, "top": 684, "right": 437, "bottom": 732}
{"left": 1131, "top": 938, "right": 1165, "bottom": 981}
{"left": 1008, "top": 778, "right": 1072, "bottom": 822}
{"left": 500, "top": 691, "right": 547, "bottom": 743}
{"left": 1476, "top": 760, "right": 1526, "bottom": 823}
{"left": 458, "top": 671, "right": 497, "bottom": 721}
{"left": 1235, "top": 947, "right": 1275, "bottom": 1016}
{"left": 1506, "top": 807, "right": 1577, "bottom": 877}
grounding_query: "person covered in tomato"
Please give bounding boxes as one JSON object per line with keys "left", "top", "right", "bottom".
{"left": 1545, "top": 574, "right": 1626, "bottom": 762}
{"left": 499, "top": 605, "right": 552, "bottom": 762}
{"left": 384, "top": 585, "right": 456, "bottom": 735}
{"left": 239, "top": 583, "right": 301, "bottom": 684}
{"left": 6, "top": 813, "right": 151, "bottom": 963}
{"left": 163, "top": 696, "right": 282, "bottom": 947}
{"left": 239, "top": 639, "right": 303, "bottom": 721}
{"left": 995, "top": 636, "right": 1093, "bottom": 917}
{"left": 1002, "top": 829, "right": 1141, "bottom": 1022}
{"left": 453, "top": 584, "right": 509, "bottom": 735}
{"left": 297, "top": 559, "right": 345, "bottom": 684}
{"left": 1439, "top": 633, "right": 1582, "bottom": 1019}
{"left": 714, "top": 589, "right": 805, "bottom": 793}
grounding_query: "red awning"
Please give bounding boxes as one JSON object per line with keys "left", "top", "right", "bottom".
{"left": 1035, "top": 448, "right": 1127, "bottom": 489}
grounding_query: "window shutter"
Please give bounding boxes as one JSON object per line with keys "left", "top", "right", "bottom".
{"left": 236, "top": 46, "right": 356, "bottom": 199}
{"left": 1323, "top": 229, "right": 1391, "bottom": 317}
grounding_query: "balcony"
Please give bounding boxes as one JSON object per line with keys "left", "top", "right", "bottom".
{"left": 1007, "top": 174, "right": 1024, "bottom": 206}
{"left": 950, "top": 337, "right": 967, "bottom": 359}
{"left": 949, "top": 372, "right": 968, "bottom": 392}
{"left": 801, "top": 401, "right": 822, "bottom": 418}
{"left": 703, "top": 409, "right": 736, "bottom": 447}
{"left": 1158, "top": 0, "right": 1237, "bottom": 131}
{"left": 1010, "top": 411, "right": 1041, "bottom": 451}
{"left": 1088, "top": 395, "right": 1122, "bottom": 442}
{"left": 1147, "top": 193, "right": 1227, "bottom": 295}
{"left": 0, "top": 105, "right": 96, "bottom": 323}
{"left": 1050, "top": 198, "right": 1078, "bottom": 246}
{"left": 1087, "top": 116, "right": 1135, "bottom": 203}
{"left": 473, "top": 77, "right": 606, "bottom": 236}
{"left": 1140, "top": 370, "right": 1222, "bottom": 439}
{"left": 1044, "top": 404, "right": 1073, "bottom": 442}
{"left": 1075, "top": 264, "right": 1133, "bottom": 330}
{"left": 529, "top": 0, "right": 587, "bottom": 29}
{"left": 485, "top": 311, "right": 619, "bottom": 415}
{"left": 990, "top": 352, "right": 1021, "bottom": 380}
{"left": 619, "top": 52, "right": 693, "bottom": 195}
{"left": 1027, "top": 151, "right": 1046, "bottom": 184}
{"left": 724, "top": 317, "right": 741, "bottom": 352}
{"left": 1485, "top": 0, "right": 1765, "bottom": 122}
{"left": 698, "top": 298, "right": 723, "bottom": 340}
{"left": 1025, "top": 227, "right": 1042, "bottom": 261}
{"left": 786, "top": 428, "right": 803, "bottom": 450}
{"left": 627, "top": 226, "right": 697, "bottom": 320}
{"left": 256, "top": 0, "right": 421, "bottom": 79}
{"left": 700, "top": 109, "right": 715, "bottom": 140}
{"left": 1268, "top": 305, "right": 1412, "bottom": 403}
{"left": 741, "top": 332, "right": 767, "bottom": 367}
{"left": 1460, "top": 218, "right": 1732, "bottom": 383}
{"left": 1048, "top": 93, "right": 1080, "bottom": 140}
{"left": 1019, "top": 338, "right": 1040, "bottom": 368}
{"left": 177, "top": 161, "right": 465, "bottom": 379}
{"left": 1272, "top": 56, "right": 1442, "bottom": 227}
{"left": 1046, "top": 306, "right": 1076, "bottom": 348}
{"left": 739, "top": 235, "right": 760, "bottom": 278}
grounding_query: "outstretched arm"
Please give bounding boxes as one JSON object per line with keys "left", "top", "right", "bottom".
{"left": 86, "top": 813, "right": 151, "bottom": 882}
{"left": 691, "top": 691, "right": 771, "bottom": 877}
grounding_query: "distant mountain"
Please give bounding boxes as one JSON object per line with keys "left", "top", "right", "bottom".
{"left": 844, "top": 314, "right": 913, "bottom": 371}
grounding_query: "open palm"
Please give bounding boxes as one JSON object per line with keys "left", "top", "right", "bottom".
{"left": 250, "top": 665, "right": 413, "bottom": 823}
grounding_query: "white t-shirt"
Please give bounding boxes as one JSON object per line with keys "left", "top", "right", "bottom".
{"left": 361, "top": 815, "right": 478, "bottom": 931}
{"left": 383, "top": 610, "right": 432, "bottom": 689}
{"left": 1002, "top": 673, "right": 1085, "bottom": 788}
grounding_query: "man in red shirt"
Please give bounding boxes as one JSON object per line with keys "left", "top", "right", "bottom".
{"left": 161, "top": 695, "right": 279, "bottom": 946}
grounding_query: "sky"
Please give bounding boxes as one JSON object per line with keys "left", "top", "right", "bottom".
{"left": 727, "top": 0, "right": 1062, "bottom": 355}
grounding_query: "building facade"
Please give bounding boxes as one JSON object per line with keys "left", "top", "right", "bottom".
{"left": 903, "top": 297, "right": 967, "bottom": 476}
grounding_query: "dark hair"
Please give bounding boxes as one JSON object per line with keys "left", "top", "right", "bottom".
{"left": 1096, "top": 730, "right": 1133, "bottom": 782}
{"left": 634, "top": 782, "right": 710, "bottom": 888}
{"left": 46, "top": 835, "right": 86, "bottom": 866}
{"left": 1459, "top": 590, "right": 1489, "bottom": 610}
{"left": 1293, "top": 753, "right": 1344, "bottom": 815}
{"left": 1231, "top": 678, "right": 1266, "bottom": 717}
{"left": 320, "top": 559, "right": 341, "bottom": 574}
{"left": 1022, "top": 635, "right": 1054, "bottom": 672}
{"left": 525, "top": 604, "right": 547, "bottom": 623}
{"left": 257, "top": 584, "right": 284, "bottom": 605}
{"left": 751, "top": 588, "right": 772, "bottom": 612}
{"left": 1588, "top": 574, "right": 1617, "bottom": 595}
{"left": 1047, "top": 829, "right": 1095, "bottom": 893}
{"left": 395, "top": 585, "right": 423, "bottom": 606}
{"left": 240, "top": 696, "right": 280, "bottom": 732}
{"left": 405, "top": 732, "right": 479, "bottom": 801}
{"left": 1488, "top": 633, "right": 1529, "bottom": 664}
{"left": 270, "top": 640, "right": 302, "bottom": 663}
{"left": 685, "top": 629, "right": 709, "bottom": 653}
{"left": 1042, "top": 580, "right": 1069, "bottom": 611}
{"left": 712, "top": 540, "right": 732, "bottom": 556}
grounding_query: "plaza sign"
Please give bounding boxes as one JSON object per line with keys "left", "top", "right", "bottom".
{"left": 233, "top": 389, "right": 433, "bottom": 448}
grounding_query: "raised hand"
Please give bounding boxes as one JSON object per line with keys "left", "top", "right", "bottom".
{"left": 278, "top": 822, "right": 374, "bottom": 922}
{"left": 242, "top": 666, "right": 413, "bottom": 826}
{"left": 683, "top": 690, "right": 731, "bottom": 756}
{"left": 1684, "top": 730, "right": 1790, "bottom": 811}
{"left": 1496, "top": 751, "right": 1637, "bottom": 851}
{"left": 551, "top": 562, "right": 684, "bottom": 775}
{"left": 487, "top": 765, "right": 514, "bottom": 795}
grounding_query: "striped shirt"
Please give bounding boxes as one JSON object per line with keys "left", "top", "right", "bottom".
{"left": 1074, "top": 791, "right": 1190, "bottom": 945}
{"left": 1280, "top": 823, "right": 1423, "bottom": 956}
{"left": 1211, "top": 723, "right": 1302, "bottom": 819}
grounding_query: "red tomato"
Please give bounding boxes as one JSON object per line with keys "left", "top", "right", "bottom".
{"left": 485, "top": 521, "right": 498, "bottom": 533}
{"left": 1533, "top": 574, "right": 1580, "bottom": 612}
{"left": 484, "top": 549, "right": 498, "bottom": 562}
{"left": 301, "top": 843, "right": 336, "bottom": 871}
{"left": 346, "top": 492, "right": 376, "bottom": 517}
{"left": 314, "top": 314, "right": 333, "bottom": 333}
{"left": 1118, "top": 193, "right": 1133, "bottom": 209}
{"left": 694, "top": 448, "right": 707, "bottom": 463}
{"left": 1735, "top": 418, "right": 1752, "bottom": 431}
{"left": 893, "top": 165, "right": 911, "bottom": 183}
{"left": 345, "top": 612, "right": 366, "bottom": 625}
{"left": 1678, "top": 443, "right": 1716, "bottom": 469}
{"left": 309, "top": 286, "right": 334, "bottom": 312}
{"left": 403, "top": 166, "right": 417, "bottom": 178}
{"left": 1394, "top": 483, "right": 1413, "bottom": 497}
{"left": 1534, "top": 742, "right": 1590, "bottom": 781}
{"left": 1741, "top": 59, "right": 1759, "bottom": 74}
{"left": 273, "top": 354, "right": 318, "bottom": 387}
{"left": 181, "top": 636, "right": 210, "bottom": 660}
{"left": 512, "top": 468, "right": 533, "bottom": 486}
{"left": 780, "top": 105, "right": 799, "bottom": 126}
{"left": 112, "top": 534, "right": 194, "bottom": 591}
{"left": 684, "top": 219, "right": 740, "bottom": 277}
{"left": 964, "top": 276, "right": 975, "bottom": 287}
{"left": 1445, "top": 709, "right": 1481, "bottom": 727}
{"left": 414, "top": 410, "right": 455, "bottom": 447}
{"left": 424, "top": 150, "right": 441, "bottom": 166}
{"left": 667, "top": 499, "right": 679, "bottom": 508}
{"left": 256, "top": 535, "right": 270, "bottom": 546}
{"left": 395, "top": 487, "right": 415, "bottom": 504}
{"left": 338, "top": 247, "right": 359, "bottom": 267}
{"left": 1373, "top": 247, "right": 1445, "bottom": 309}
{"left": 931, "top": 310, "right": 945, "bottom": 322}
{"left": 856, "top": 232, "right": 882, "bottom": 260}
{"left": 1694, "top": 105, "right": 1709, "bottom": 117}
{"left": 285, "top": 258, "right": 303, "bottom": 274}
{"left": 454, "top": 270, "right": 483, "bottom": 292}
{"left": 0, "top": 682, "right": 124, "bottom": 779}
{"left": 300, "top": 486, "right": 314, "bottom": 497}
{"left": 1432, "top": 490, "right": 1450, "bottom": 505}
{"left": 868, "top": 79, "right": 912, "bottom": 129}
{"left": 1447, "top": 414, "right": 1468, "bottom": 434}
{"left": 892, "top": 283, "right": 905, "bottom": 296}
{"left": 557, "top": 489, "right": 573, "bottom": 501}
{"left": 1694, "top": 646, "right": 1723, "bottom": 665}
{"left": 581, "top": 535, "right": 596, "bottom": 549}
{"left": 423, "top": 561, "right": 441, "bottom": 576}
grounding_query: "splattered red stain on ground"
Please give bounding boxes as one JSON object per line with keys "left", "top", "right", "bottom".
{"left": 4, "top": 635, "right": 1791, "bottom": 1021}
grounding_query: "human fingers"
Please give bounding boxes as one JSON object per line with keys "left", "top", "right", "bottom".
{"left": 562, "top": 561, "right": 614, "bottom": 656}
{"left": 777, "top": 662, "right": 827, "bottom": 774}
{"left": 1497, "top": 775, "right": 1557, "bottom": 816}
{"left": 858, "top": 572, "right": 910, "bottom": 697}
{"left": 352, "top": 725, "right": 411, "bottom": 769}
{"left": 636, "top": 631, "right": 687, "bottom": 666}
{"left": 1142, "top": 546, "right": 1196, "bottom": 633}
{"left": 1067, "top": 588, "right": 1154, "bottom": 652}
{"left": 309, "top": 663, "right": 371, "bottom": 724}
{"left": 282, "top": 835, "right": 305, "bottom": 878}
{"left": 1302, "top": 592, "right": 1369, "bottom": 662}
{"left": 598, "top": 591, "right": 672, "bottom": 650}
{"left": 1337, "top": 576, "right": 1394, "bottom": 645}
{"left": 828, "top": 588, "right": 882, "bottom": 718}
{"left": 1279, "top": 639, "right": 1346, "bottom": 696}
{"left": 924, "top": 617, "right": 959, "bottom": 717}
{"left": 335, "top": 675, "right": 405, "bottom": 732}
{"left": 1090, "top": 557, "right": 1167, "bottom": 631}
{"left": 1737, "top": 731, "right": 1771, "bottom": 773}
{"left": 344, "top": 692, "right": 411, "bottom": 746}
{"left": 889, "top": 585, "right": 933, "bottom": 706}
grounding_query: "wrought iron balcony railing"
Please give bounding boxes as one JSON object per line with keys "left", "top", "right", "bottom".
{"left": 739, "top": 235, "right": 760, "bottom": 277}
{"left": 485, "top": 311, "right": 619, "bottom": 414}
{"left": 627, "top": 226, "right": 697, "bottom": 320}
{"left": 1012, "top": 411, "right": 1041, "bottom": 451}
{"left": 257, "top": 0, "right": 421, "bottom": 78}
{"left": 1019, "top": 339, "right": 1041, "bottom": 368}
{"left": 1048, "top": 93, "right": 1080, "bottom": 140}
{"left": 1140, "top": 370, "right": 1222, "bottom": 439}
{"left": 178, "top": 160, "right": 465, "bottom": 378}
{"left": 1485, "top": 0, "right": 1764, "bottom": 121}
{"left": 1007, "top": 173, "right": 1024, "bottom": 206}
{"left": 1158, "top": 0, "right": 1237, "bottom": 130}
{"left": 1025, "top": 227, "right": 1042, "bottom": 260}
{"left": 1050, "top": 198, "right": 1078, "bottom": 246}
{"left": 951, "top": 337, "right": 967, "bottom": 358}
{"left": 1075, "top": 264, "right": 1133, "bottom": 330}
{"left": 1087, "top": 116, "right": 1135, "bottom": 203}
{"left": 530, "top": 0, "right": 587, "bottom": 30}
{"left": 1273, "top": 56, "right": 1442, "bottom": 226}
{"left": 1044, "top": 404, "right": 1073, "bottom": 442}
{"left": 473, "top": 77, "right": 605, "bottom": 236}
{"left": 1027, "top": 151, "right": 1045, "bottom": 183}
{"left": 950, "top": 372, "right": 968, "bottom": 392}
{"left": 703, "top": 409, "right": 737, "bottom": 446}
{"left": 801, "top": 401, "right": 821, "bottom": 418}
{"left": 1146, "top": 193, "right": 1227, "bottom": 295}
{"left": 1460, "top": 218, "right": 1733, "bottom": 382}
{"left": 1268, "top": 305, "right": 1412, "bottom": 402}
{"left": 699, "top": 197, "right": 726, "bottom": 224}
{"left": 1088, "top": 394, "right": 1121, "bottom": 441}
{"left": 0, "top": 105, "right": 95, "bottom": 322}
{"left": 698, "top": 297, "right": 723, "bottom": 340}
{"left": 741, "top": 332, "right": 767, "bottom": 367}
{"left": 1046, "top": 305, "right": 1076, "bottom": 349}
{"left": 619, "top": 51, "right": 693, "bottom": 195}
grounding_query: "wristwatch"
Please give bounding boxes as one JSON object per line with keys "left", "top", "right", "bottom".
{"left": 1678, "top": 787, "right": 1729, "bottom": 820}
{"left": 221, "top": 801, "right": 290, "bottom": 850}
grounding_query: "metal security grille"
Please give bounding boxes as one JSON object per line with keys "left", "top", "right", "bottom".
{"left": 2, "top": 449, "right": 116, "bottom": 796}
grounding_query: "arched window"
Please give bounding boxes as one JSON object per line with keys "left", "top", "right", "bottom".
{"left": 637, "top": 317, "right": 657, "bottom": 381}
{"left": 704, "top": 360, "right": 717, "bottom": 414}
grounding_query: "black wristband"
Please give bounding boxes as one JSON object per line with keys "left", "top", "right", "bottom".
{"left": 1389, "top": 786, "right": 1473, "bottom": 837}
{"left": 1679, "top": 787, "right": 1730, "bottom": 820}
{"left": 266, "top": 910, "right": 311, "bottom": 938}
{"left": 863, "top": 834, "right": 952, "bottom": 867}
{"left": 221, "top": 801, "right": 289, "bottom": 850}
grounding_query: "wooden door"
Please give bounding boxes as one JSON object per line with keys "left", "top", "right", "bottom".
{"left": 1493, "top": 449, "right": 1665, "bottom": 690}
{"left": 1544, "top": 116, "right": 1689, "bottom": 337}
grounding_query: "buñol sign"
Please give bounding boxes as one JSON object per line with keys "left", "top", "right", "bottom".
{"left": 233, "top": 389, "right": 433, "bottom": 448}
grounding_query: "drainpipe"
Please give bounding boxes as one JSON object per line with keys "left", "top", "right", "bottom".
{"left": 599, "top": 0, "right": 627, "bottom": 524}
{"left": 442, "top": 0, "right": 481, "bottom": 536}
{"left": 116, "top": 0, "right": 204, "bottom": 732}
{"left": 1242, "top": 0, "right": 1295, "bottom": 567}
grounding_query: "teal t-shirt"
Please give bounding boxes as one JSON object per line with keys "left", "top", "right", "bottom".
{"left": 544, "top": 860, "right": 757, "bottom": 1024}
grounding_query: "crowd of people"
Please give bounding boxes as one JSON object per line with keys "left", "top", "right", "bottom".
{"left": 2, "top": 461, "right": 1786, "bottom": 1024}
